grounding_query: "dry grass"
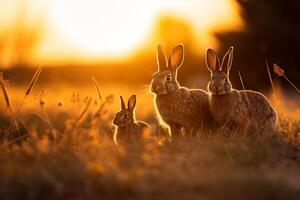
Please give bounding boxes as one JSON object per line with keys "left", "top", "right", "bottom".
{"left": 0, "top": 125, "right": 299, "bottom": 200}
{"left": 0, "top": 75, "right": 300, "bottom": 200}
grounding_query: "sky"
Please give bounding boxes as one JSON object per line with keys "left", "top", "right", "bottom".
{"left": 0, "top": 0, "right": 243, "bottom": 67}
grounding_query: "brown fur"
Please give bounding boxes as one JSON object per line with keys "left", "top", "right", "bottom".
{"left": 113, "top": 95, "right": 150, "bottom": 144}
{"left": 114, "top": 121, "right": 149, "bottom": 144}
{"left": 155, "top": 87, "right": 215, "bottom": 136}
{"left": 151, "top": 44, "right": 215, "bottom": 137}
{"left": 206, "top": 47, "right": 278, "bottom": 134}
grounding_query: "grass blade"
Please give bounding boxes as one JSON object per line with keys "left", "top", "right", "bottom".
{"left": 0, "top": 72, "right": 20, "bottom": 131}
{"left": 265, "top": 59, "right": 275, "bottom": 93}
{"left": 16, "top": 66, "right": 43, "bottom": 112}
{"left": 273, "top": 63, "right": 300, "bottom": 94}
{"left": 92, "top": 77, "right": 102, "bottom": 102}
{"left": 0, "top": 72, "right": 12, "bottom": 110}
{"left": 25, "top": 66, "right": 43, "bottom": 95}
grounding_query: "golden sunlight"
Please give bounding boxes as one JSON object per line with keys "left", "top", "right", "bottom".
{"left": 0, "top": 0, "right": 243, "bottom": 66}
{"left": 48, "top": 0, "right": 160, "bottom": 56}
{"left": 37, "top": 0, "right": 242, "bottom": 63}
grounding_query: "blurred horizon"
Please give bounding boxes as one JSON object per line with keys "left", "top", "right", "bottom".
{"left": 0, "top": 0, "right": 242, "bottom": 68}
{"left": 0, "top": 0, "right": 299, "bottom": 95}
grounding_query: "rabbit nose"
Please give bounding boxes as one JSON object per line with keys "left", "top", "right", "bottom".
{"left": 214, "top": 85, "right": 222, "bottom": 92}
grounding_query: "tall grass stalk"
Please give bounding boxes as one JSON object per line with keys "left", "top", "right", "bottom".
{"left": 25, "top": 66, "right": 43, "bottom": 95}
{"left": 0, "top": 72, "right": 20, "bottom": 131}
{"left": 0, "top": 72, "right": 12, "bottom": 110}
{"left": 39, "top": 92, "right": 58, "bottom": 140}
{"left": 92, "top": 77, "right": 102, "bottom": 102}
{"left": 273, "top": 63, "right": 300, "bottom": 94}
{"left": 238, "top": 71, "right": 250, "bottom": 106}
{"left": 265, "top": 59, "right": 276, "bottom": 93}
{"left": 73, "top": 97, "right": 93, "bottom": 126}
{"left": 17, "top": 66, "right": 43, "bottom": 111}
{"left": 238, "top": 71, "right": 259, "bottom": 131}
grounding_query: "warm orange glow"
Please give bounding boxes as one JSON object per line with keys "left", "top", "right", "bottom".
{"left": 48, "top": 0, "right": 159, "bottom": 56}
{"left": 0, "top": 0, "right": 243, "bottom": 66}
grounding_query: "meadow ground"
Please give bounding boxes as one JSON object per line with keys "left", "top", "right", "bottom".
{"left": 0, "top": 83, "right": 300, "bottom": 200}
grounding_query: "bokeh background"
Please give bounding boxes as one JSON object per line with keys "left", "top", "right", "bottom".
{"left": 0, "top": 0, "right": 299, "bottom": 108}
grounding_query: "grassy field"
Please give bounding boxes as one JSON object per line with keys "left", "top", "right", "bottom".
{"left": 0, "top": 77, "right": 300, "bottom": 200}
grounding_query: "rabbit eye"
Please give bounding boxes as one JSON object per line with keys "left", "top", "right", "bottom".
{"left": 124, "top": 113, "right": 128, "bottom": 118}
{"left": 166, "top": 74, "right": 172, "bottom": 81}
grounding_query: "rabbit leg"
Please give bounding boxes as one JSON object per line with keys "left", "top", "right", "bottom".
{"left": 216, "top": 122, "right": 232, "bottom": 135}
{"left": 116, "top": 133, "right": 124, "bottom": 145}
{"left": 184, "top": 127, "right": 198, "bottom": 137}
{"left": 258, "top": 115, "right": 277, "bottom": 134}
{"left": 170, "top": 123, "right": 183, "bottom": 138}
{"left": 234, "top": 118, "right": 251, "bottom": 135}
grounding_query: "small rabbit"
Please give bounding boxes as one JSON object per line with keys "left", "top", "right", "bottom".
{"left": 206, "top": 47, "right": 278, "bottom": 134}
{"left": 151, "top": 44, "right": 215, "bottom": 138}
{"left": 113, "top": 95, "right": 150, "bottom": 144}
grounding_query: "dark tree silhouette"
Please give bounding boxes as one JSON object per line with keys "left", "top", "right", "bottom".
{"left": 215, "top": 0, "right": 300, "bottom": 92}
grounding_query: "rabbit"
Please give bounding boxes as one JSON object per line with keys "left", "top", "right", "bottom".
{"left": 205, "top": 46, "right": 278, "bottom": 134}
{"left": 113, "top": 95, "right": 150, "bottom": 144}
{"left": 150, "top": 43, "right": 216, "bottom": 138}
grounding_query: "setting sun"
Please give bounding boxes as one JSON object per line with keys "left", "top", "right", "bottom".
{"left": 37, "top": 0, "right": 242, "bottom": 63}
{"left": 49, "top": 0, "right": 160, "bottom": 57}
{"left": 0, "top": 0, "right": 243, "bottom": 65}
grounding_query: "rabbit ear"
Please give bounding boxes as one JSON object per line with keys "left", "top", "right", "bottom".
{"left": 127, "top": 95, "right": 136, "bottom": 111}
{"left": 168, "top": 43, "right": 184, "bottom": 72}
{"left": 221, "top": 47, "right": 234, "bottom": 73}
{"left": 120, "top": 96, "right": 126, "bottom": 110}
{"left": 206, "top": 48, "right": 220, "bottom": 72}
{"left": 157, "top": 44, "right": 167, "bottom": 70}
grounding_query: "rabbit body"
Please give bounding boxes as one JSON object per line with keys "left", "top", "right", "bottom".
{"left": 206, "top": 47, "right": 278, "bottom": 134}
{"left": 209, "top": 89, "right": 277, "bottom": 133}
{"left": 115, "top": 121, "right": 149, "bottom": 144}
{"left": 155, "top": 87, "right": 214, "bottom": 136}
{"left": 113, "top": 95, "right": 150, "bottom": 144}
{"left": 151, "top": 44, "right": 215, "bottom": 137}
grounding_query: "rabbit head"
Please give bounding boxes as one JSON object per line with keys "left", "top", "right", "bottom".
{"left": 206, "top": 47, "right": 234, "bottom": 95}
{"left": 113, "top": 95, "right": 136, "bottom": 127}
{"left": 151, "top": 44, "right": 184, "bottom": 95}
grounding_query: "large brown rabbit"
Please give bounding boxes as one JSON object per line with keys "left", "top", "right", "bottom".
{"left": 206, "top": 47, "right": 278, "bottom": 134}
{"left": 151, "top": 44, "right": 215, "bottom": 138}
{"left": 113, "top": 95, "right": 149, "bottom": 144}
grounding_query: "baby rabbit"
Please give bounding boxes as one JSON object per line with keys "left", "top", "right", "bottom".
{"left": 206, "top": 47, "right": 278, "bottom": 134}
{"left": 113, "top": 95, "right": 150, "bottom": 144}
{"left": 151, "top": 44, "right": 215, "bottom": 138}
